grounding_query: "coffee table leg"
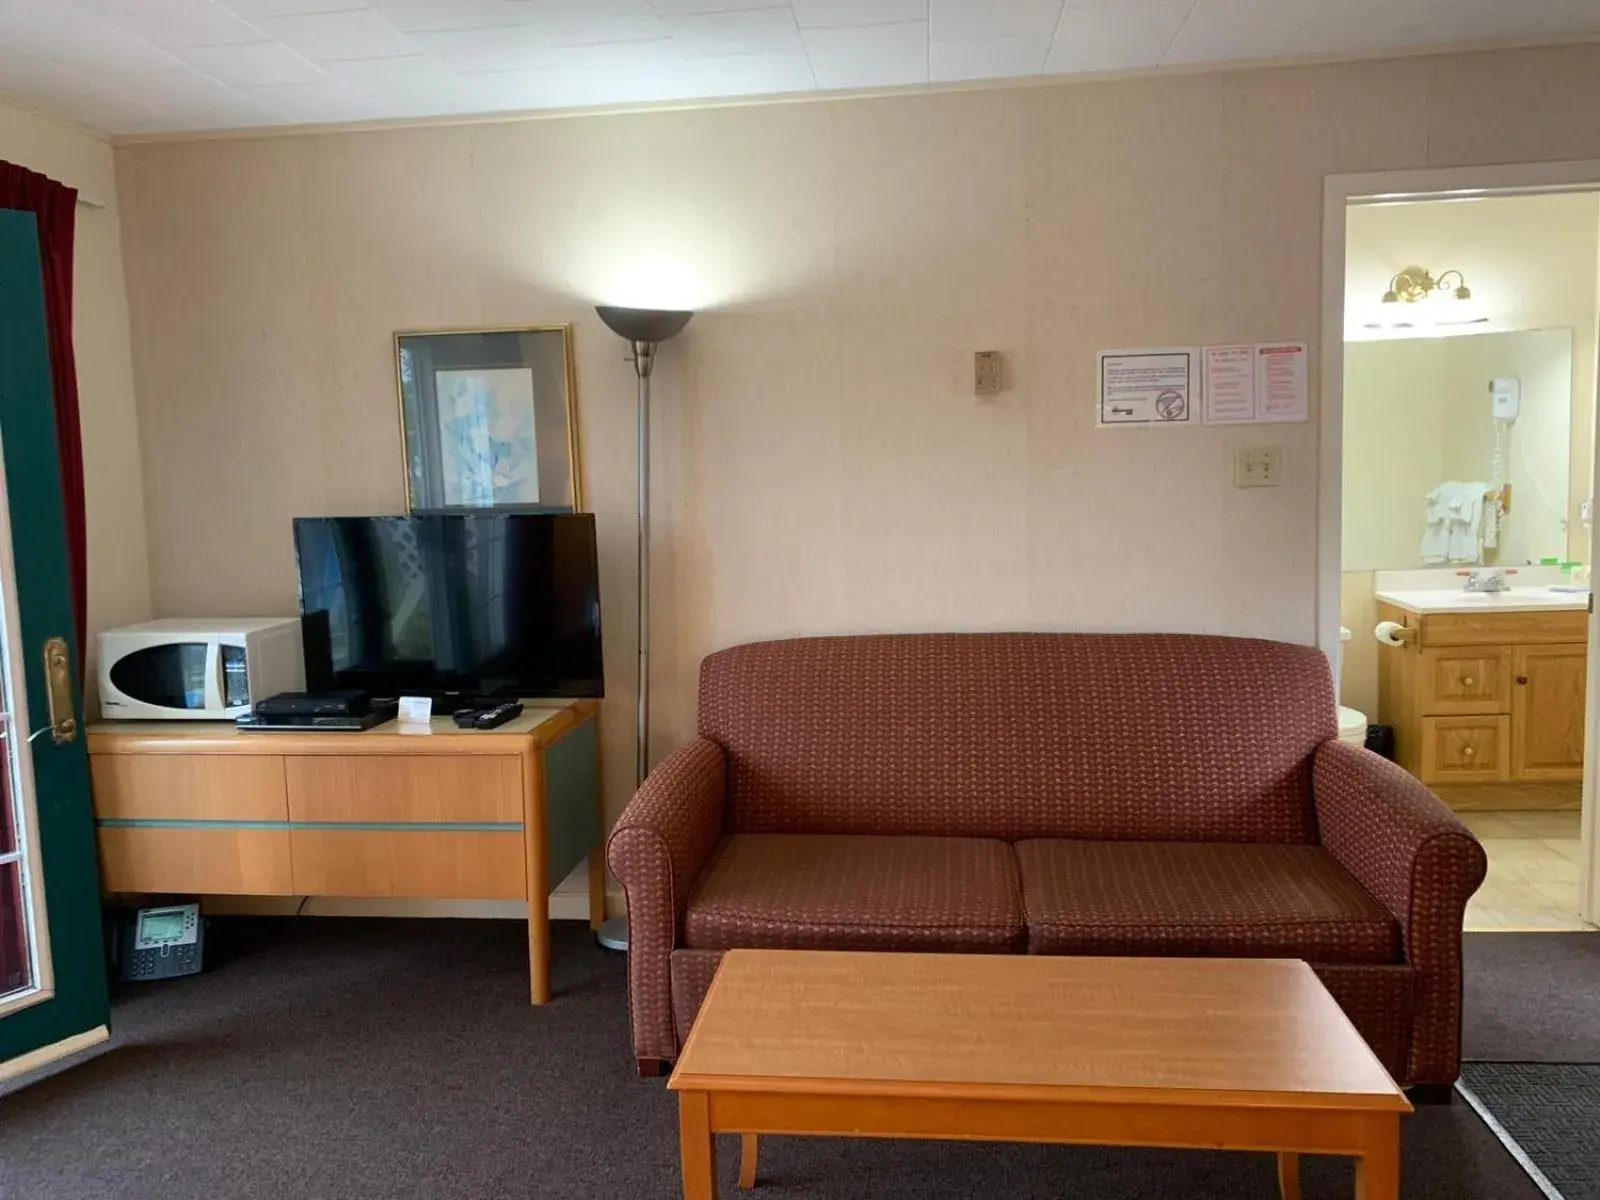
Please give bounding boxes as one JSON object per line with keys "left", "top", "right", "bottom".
{"left": 1277, "top": 1152, "right": 1301, "bottom": 1200}
{"left": 1354, "top": 1118, "right": 1400, "bottom": 1200}
{"left": 739, "top": 1134, "right": 759, "bottom": 1189}
{"left": 678, "top": 1091, "right": 719, "bottom": 1200}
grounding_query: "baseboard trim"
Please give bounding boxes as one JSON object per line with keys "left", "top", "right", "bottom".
{"left": 0, "top": 1025, "right": 110, "bottom": 1086}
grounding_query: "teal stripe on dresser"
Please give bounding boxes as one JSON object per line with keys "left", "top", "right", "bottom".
{"left": 96, "top": 818, "right": 523, "bottom": 832}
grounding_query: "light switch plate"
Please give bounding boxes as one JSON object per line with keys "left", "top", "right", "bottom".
{"left": 975, "top": 351, "right": 1002, "bottom": 397}
{"left": 1234, "top": 446, "right": 1282, "bottom": 488}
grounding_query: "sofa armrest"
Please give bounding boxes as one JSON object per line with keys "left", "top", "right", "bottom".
{"left": 1313, "top": 739, "right": 1487, "bottom": 1084}
{"left": 605, "top": 737, "right": 727, "bottom": 1064}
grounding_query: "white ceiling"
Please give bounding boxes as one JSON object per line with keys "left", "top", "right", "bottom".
{"left": 2, "top": 0, "right": 1599, "bottom": 138}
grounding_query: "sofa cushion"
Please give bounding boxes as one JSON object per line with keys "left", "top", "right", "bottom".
{"left": 698, "top": 634, "right": 1332, "bottom": 843}
{"left": 1016, "top": 840, "right": 1400, "bottom": 964}
{"left": 684, "top": 834, "right": 1025, "bottom": 953}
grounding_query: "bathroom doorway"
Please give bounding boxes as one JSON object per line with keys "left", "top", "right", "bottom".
{"left": 1321, "top": 163, "right": 1600, "bottom": 931}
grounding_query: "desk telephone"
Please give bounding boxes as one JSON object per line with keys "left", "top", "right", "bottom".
{"left": 113, "top": 903, "right": 203, "bottom": 982}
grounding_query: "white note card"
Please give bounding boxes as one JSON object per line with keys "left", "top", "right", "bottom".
{"left": 397, "top": 695, "right": 433, "bottom": 724}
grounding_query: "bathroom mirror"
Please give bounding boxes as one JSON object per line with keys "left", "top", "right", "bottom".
{"left": 1342, "top": 327, "right": 1574, "bottom": 570}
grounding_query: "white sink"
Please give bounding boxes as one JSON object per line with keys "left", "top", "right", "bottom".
{"left": 1374, "top": 586, "right": 1589, "bottom": 614}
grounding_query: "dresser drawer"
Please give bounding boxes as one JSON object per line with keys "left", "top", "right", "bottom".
{"left": 289, "top": 830, "right": 526, "bottom": 899}
{"left": 98, "top": 827, "right": 293, "bottom": 895}
{"left": 91, "top": 754, "right": 288, "bottom": 821}
{"left": 1419, "top": 715, "right": 1511, "bottom": 784}
{"left": 1418, "top": 647, "right": 1512, "bottom": 716}
{"left": 284, "top": 755, "right": 524, "bottom": 824}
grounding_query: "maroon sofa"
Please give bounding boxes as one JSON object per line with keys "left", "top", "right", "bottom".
{"left": 606, "top": 633, "right": 1487, "bottom": 1089}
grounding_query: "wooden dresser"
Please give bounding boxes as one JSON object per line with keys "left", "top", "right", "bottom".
{"left": 87, "top": 701, "right": 600, "bottom": 1003}
{"left": 1376, "top": 603, "right": 1587, "bottom": 803}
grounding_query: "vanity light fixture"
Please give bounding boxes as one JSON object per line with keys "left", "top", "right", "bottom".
{"left": 1381, "top": 266, "right": 1472, "bottom": 305}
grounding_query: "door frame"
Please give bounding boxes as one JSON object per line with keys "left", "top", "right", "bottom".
{"left": 1319, "top": 159, "right": 1600, "bottom": 925}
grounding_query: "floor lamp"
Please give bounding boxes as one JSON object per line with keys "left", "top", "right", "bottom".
{"left": 594, "top": 305, "right": 693, "bottom": 953}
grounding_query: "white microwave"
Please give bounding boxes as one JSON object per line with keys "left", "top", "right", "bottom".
{"left": 98, "top": 618, "right": 305, "bottom": 721}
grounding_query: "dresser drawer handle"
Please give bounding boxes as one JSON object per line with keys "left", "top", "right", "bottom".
{"left": 1516, "top": 675, "right": 1529, "bottom": 685}
{"left": 1461, "top": 676, "right": 1476, "bottom": 688}
{"left": 1461, "top": 745, "right": 1477, "bottom": 759}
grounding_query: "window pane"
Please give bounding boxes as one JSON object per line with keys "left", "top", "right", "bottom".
{"left": 0, "top": 860, "right": 29, "bottom": 1000}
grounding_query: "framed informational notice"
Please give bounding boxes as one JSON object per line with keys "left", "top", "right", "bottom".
{"left": 1097, "top": 347, "right": 1199, "bottom": 428}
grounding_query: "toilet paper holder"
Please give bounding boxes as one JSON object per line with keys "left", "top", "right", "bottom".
{"left": 1375, "top": 620, "right": 1414, "bottom": 647}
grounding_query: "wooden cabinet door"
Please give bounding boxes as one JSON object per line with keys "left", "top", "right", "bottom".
{"left": 1418, "top": 647, "right": 1512, "bottom": 715}
{"left": 1512, "top": 643, "right": 1588, "bottom": 781}
{"left": 1419, "top": 715, "right": 1512, "bottom": 784}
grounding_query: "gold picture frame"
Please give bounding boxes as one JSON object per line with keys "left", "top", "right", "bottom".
{"left": 394, "top": 325, "right": 583, "bottom": 513}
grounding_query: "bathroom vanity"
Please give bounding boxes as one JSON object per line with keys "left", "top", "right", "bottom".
{"left": 1375, "top": 586, "right": 1587, "bottom": 806}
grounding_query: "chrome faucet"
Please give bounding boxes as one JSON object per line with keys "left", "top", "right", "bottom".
{"left": 1462, "top": 568, "right": 1512, "bottom": 593}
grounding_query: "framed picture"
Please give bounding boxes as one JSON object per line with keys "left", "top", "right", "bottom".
{"left": 395, "top": 326, "right": 582, "bottom": 513}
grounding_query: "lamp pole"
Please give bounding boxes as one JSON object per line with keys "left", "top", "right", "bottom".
{"left": 594, "top": 307, "right": 693, "bottom": 952}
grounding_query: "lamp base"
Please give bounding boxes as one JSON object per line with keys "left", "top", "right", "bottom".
{"left": 596, "top": 916, "right": 629, "bottom": 953}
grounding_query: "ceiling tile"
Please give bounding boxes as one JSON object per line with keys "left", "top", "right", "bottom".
{"left": 803, "top": 20, "right": 928, "bottom": 88}
{"left": 646, "top": 0, "right": 787, "bottom": 12}
{"left": 320, "top": 51, "right": 461, "bottom": 92}
{"left": 1046, "top": 0, "right": 1194, "bottom": 73}
{"left": 661, "top": 6, "right": 802, "bottom": 56}
{"left": 930, "top": 0, "right": 1063, "bottom": 40}
{"left": 1161, "top": 0, "right": 1318, "bottom": 65}
{"left": 256, "top": 7, "right": 419, "bottom": 58}
{"left": 176, "top": 39, "right": 331, "bottom": 84}
{"left": 411, "top": 24, "right": 561, "bottom": 69}
{"left": 77, "top": 0, "right": 271, "bottom": 48}
{"left": 792, "top": 0, "right": 927, "bottom": 28}
{"left": 691, "top": 48, "right": 816, "bottom": 94}
{"left": 219, "top": 0, "right": 367, "bottom": 14}
{"left": 364, "top": 0, "right": 535, "bottom": 33}
{"left": 531, "top": 2, "right": 669, "bottom": 46}
{"left": 241, "top": 77, "right": 384, "bottom": 119}
{"left": 0, "top": 11, "right": 193, "bottom": 87}
{"left": 932, "top": 35, "right": 1047, "bottom": 81}
{"left": 467, "top": 59, "right": 700, "bottom": 108}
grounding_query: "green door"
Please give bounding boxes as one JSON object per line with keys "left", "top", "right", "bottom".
{"left": 0, "top": 208, "right": 109, "bottom": 1078}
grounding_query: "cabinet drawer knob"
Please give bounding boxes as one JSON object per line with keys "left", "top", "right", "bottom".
{"left": 1516, "top": 675, "right": 1529, "bottom": 685}
{"left": 1461, "top": 676, "right": 1476, "bottom": 688}
{"left": 1461, "top": 745, "right": 1477, "bottom": 758}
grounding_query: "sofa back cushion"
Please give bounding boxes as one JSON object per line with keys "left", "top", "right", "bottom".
{"left": 698, "top": 632, "right": 1334, "bottom": 842}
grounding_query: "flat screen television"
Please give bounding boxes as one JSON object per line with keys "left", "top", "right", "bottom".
{"left": 293, "top": 513, "right": 603, "bottom": 700}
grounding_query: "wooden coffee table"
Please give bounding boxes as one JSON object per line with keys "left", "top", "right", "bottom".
{"left": 669, "top": 951, "right": 1411, "bottom": 1198}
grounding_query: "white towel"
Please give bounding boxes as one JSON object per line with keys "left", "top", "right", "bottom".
{"left": 1422, "top": 481, "right": 1488, "bottom": 564}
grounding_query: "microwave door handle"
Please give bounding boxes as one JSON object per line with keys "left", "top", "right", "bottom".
{"left": 205, "top": 641, "right": 225, "bottom": 711}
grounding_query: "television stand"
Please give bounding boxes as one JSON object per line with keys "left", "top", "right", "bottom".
{"left": 86, "top": 700, "right": 601, "bottom": 1005}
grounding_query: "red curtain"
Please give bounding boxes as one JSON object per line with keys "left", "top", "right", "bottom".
{"left": 0, "top": 162, "right": 86, "bottom": 666}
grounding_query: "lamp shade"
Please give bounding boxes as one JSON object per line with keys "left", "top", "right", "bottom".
{"left": 596, "top": 306, "right": 693, "bottom": 344}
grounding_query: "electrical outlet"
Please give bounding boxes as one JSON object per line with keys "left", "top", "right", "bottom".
{"left": 974, "top": 351, "right": 1003, "bottom": 397}
{"left": 1234, "top": 446, "right": 1282, "bottom": 488}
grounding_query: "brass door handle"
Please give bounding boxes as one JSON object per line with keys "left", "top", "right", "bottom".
{"left": 42, "top": 636, "right": 76, "bottom": 745}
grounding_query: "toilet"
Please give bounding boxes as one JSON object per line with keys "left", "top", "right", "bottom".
{"left": 1336, "top": 627, "right": 1369, "bottom": 747}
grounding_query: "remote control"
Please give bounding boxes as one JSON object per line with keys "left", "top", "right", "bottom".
{"left": 454, "top": 701, "right": 523, "bottom": 730}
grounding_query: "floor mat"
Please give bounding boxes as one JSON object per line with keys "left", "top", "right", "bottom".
{"left": 1464, "top": 932, "right": 1600, "bottom": 1062}
{"left": 1460, "top": 1062, "right": 1600, "bottom": 1199}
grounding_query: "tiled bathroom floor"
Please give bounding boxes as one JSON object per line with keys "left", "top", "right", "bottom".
{"left": 1457, "top": 809, "right": 1594, "bottom": 931}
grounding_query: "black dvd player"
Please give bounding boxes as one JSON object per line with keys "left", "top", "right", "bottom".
{"left": 237, "top": 697, "right": 398, "bottom": 733}
{"left": 255, "top": 689, "right": 373, "bottom": 719}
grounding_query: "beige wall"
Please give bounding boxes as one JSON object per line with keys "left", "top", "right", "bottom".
{"left": 115, "top": 44, "right": 1600, "bottom": 827}
{"left": 0, "top": 100, "right": 149, "bottom": 701}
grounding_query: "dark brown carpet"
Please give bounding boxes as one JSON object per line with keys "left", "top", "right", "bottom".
{"left": 1463, "top": 930, "right": 1600, "bottom": 1062}
{"left": 0, "top": 918, "right": 1550, "bottom": 1200}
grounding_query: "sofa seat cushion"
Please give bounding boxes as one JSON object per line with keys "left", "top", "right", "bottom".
{"left": 1016, "top": 840, "right": 1400, "bottom": 964}
{"left": 685, "top": 833, "right": 1025, "bottom": 953}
